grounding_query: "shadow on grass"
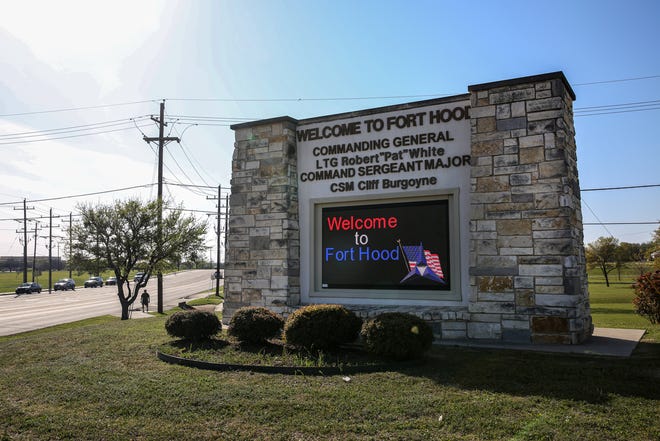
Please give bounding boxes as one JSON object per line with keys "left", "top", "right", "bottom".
{"left": 232, "top": 339, "right": 380, "bottom": 365}
{"left": 394, "top": 345, "right": 660, "bottom": 405}
{"left": 168, "top": 338, "right": 230, "bottom": 351}
{"left": 160, "top": 337, "right": 412, "bottom": 374}
{"left": 161, "top": 336, "right": 660, "bottom": 404}
{"left": 590, "top": 307, "right": 637, "bottom": 314}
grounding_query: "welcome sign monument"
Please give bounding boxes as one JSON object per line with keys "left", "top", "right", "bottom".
{"left": 224, "top": 72, "right": 592, "bottom": 344}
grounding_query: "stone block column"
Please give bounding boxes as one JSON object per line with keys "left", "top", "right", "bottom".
{"left": 467, "top": 72, "right": 592, "bottom": 344}
{"left": 223, "top": 117, "right": 300, "bottom": 324}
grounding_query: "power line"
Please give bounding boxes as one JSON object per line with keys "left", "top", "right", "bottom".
{"left": 0, "top": 123, "right": 153, "bottom": 145}
{"left": 583, "top": 222, "right": 659, "bottom": 225}
{"left": 574, "top": 99, "right": 660, "bottom": 117}
{"left": 144, "top": 141, "right": 210, "bottom": 198}
{"left": 575, "top": 107, "right": 660, "bottom": 117}
{"left": 573, "top": 74, "right": 660, "bottom": 86}
{"left": 162, "top": 74, "right": 659, "bottom": 102}
{"left": 581, "top": 184, "right": 660, "bottom": 192}
{"left": 0, "top": 214, "right": 81, "bottom": 222}
{"left": 0, "top": 116, "right": 151, "bottom": 139}
{"left": 0, "top": 73, "right": 657, "bottom": 119}
{"left": 171, "top": 125, "right": 218, "bottom": 188}
{"left": 0, "top": 183, "right": 158, "bottom": 207}
{"left": 0, "top": 100, "right": 158, "bottom": 117}
{"left": 160, "top": 116, "right": 216, "bottom": 194}
{"left": 163, "top": 181, "right": 228, "bottom": 190}
{"left": 163, "top": 148, "right": 210, "bottom": 197}
{"left": 167, "top": 207, "right": 219, "bottom": 215}
{"left": 582, "top": 198, "right": 614, "bottom": 238}
{"left": 574, "top": 99, "right": 660, "bottom": 112}
{"left": 2, "top": 89, "right": 659, "bottom": 146}
{"left": 167, "top": 115, "right": 256, "bottom": 122}
{"left": 165, "top": 93, "right": 455, "bottom": 103}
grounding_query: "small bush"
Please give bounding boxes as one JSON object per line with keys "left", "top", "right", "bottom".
{"left": 283, "top": 304, "right": 362, "bottom": 350}
{"left": 228, "top": 307, "right": 284, "bottom": 343}
{"left": 361, "top": 312, "right": 433, "bottom": 360}
{"left": 632, "top": 270, "right": 660, "bottom": 324}
{"left": 165, "top": 310, "right": 221, "bottom": 341}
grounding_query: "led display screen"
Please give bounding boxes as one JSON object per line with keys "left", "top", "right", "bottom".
{"left": 320, "top": 199, "right": 451, "bottom": 290}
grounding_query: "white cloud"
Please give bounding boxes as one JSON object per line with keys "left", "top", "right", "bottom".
{"left": 1, "top": 0, "right": 169, "bottom": 93}
{"left": 0, "top": 121, "right": 153, "bottom": 201}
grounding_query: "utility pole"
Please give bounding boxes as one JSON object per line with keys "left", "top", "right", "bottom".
{"left": 58, "top": 242, "right": 62, "bottom": 271}
{"left": 207, "top": 186, "right": 229, "bottom": 298}
{"left": 215, "top": 186, "right": 222, "bottom": 297}
{"left": 143, "top": 100, "right": 179, "bottom": 313}
{"left": 14, "top": 199, "right": 35, "bottom": 283}
{"left": 224, "top": 193, "right": 229, "bottom": 251}
{"left": 68, "top": 213, "right": 72, "bottom": 278}
{"left": 41, "top": 209, "right": 62, "bottom": 293}
{"left": 59, "top": 213, "right": 73, "bottom": 278}
{"left": 24, "top": 200, "right": 29, "bottom": 282}
{"left": 49, "top": 209, "right": 52, "bottom": 291}
{"left": 32, "top": 221, "right": 39, "bottom": 282}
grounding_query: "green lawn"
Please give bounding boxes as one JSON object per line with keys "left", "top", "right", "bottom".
{"left": 0, "top": 270, "right": 116, "bottom": 293}
{"left": 0, "top": 269, "right": 205, "bottom": 293}
{"left": 0, "top": 281, "right": 659, "bottom": 440}
{"left": 588, "top": 268, "right": 660, "bottom": 343}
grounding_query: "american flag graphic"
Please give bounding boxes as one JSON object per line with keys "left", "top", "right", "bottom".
{"left": 401, "top": 243, "right": 445, "bottom": 283}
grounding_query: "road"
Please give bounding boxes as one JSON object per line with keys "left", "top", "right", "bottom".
{"left": 0, "top": 270, "right": 218, "bottom": 336}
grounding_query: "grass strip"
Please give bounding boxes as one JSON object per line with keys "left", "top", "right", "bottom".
{"left": 1, "top": 292, "right": 659, "bottom": 440}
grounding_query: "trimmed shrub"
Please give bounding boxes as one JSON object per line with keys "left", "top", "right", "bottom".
{"left": 632, "top": 270, "right": 660, "bottom": 324}
{"left": 361, "top": 312, "right": 433, "bottom": 360}
{"left": 228, "top": 307, "right": 284, "bottom": 343}
{"left": 165, "top": 310, "right": 221, "bottom": 341}
{"left": 283, "top": 304, "right": 362, "bottom": 350}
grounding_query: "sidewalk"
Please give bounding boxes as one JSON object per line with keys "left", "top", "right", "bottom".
{"left": 126, "top": 300, "right": 222, "bottom": 319}
{"left": 435, "top": 327, "right": 646, "bottom": 358}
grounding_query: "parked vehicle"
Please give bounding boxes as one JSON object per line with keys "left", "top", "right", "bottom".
{"left": 54, "top": 278, "right": 76, "bottom": 291}
{"left": 105, "top": 276, "right": 117, "bottom": 286}
{"left": 133, "top": 272, "right": 145, "bottom": 283}
{"left": 15, "top": 282, "right": 42, "bottom": 294}
{"left": 84, "top": 276, "right": 104, "bottom": 288}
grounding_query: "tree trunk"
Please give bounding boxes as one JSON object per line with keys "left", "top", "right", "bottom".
{"left": 120, "top": 302, "right": 130, "bottom": 320}
{"left": 117, "top": 282, "right": 135, "bottom": 320}
{"left": 602, "top": 264, "right": 610, "bottom": 287}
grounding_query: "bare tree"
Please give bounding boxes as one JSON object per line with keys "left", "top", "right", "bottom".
{"left": 72, "top": 199, "right": 207, "bottom": 319}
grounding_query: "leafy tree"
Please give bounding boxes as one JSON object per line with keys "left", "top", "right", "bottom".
{"left": 652, "top": 226, "right": 660, "bottom": 270}
{"left": 632, "top": 270, "right": 660, "bottom": 324}
{"left": 72, "top": 199, "right": 207, "bottom": 320}
{"left": 617, "top": 242, "right": 653, "bottom": 277}
{"left": 586, "top": 236, "right": 620, "bottom": 287}
{"left": 617, "top": 242, "right": 643, "bottom": 263}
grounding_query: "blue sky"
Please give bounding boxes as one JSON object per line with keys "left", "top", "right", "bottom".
{"left": 1, "top": 0, "right": 659, "bottom": 258}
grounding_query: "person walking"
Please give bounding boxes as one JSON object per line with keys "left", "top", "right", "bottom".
{"left": 141, "top": 290, "right": 150, "bottom": 313}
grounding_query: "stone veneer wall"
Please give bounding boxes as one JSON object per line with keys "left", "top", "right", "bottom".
{"left": 225, "top": 72, "right": 592, "bottom": 345}
{"left": 223, "top": 117, "right": 300, "bottom": 324}
{"left": 467, "top": 72, "right": 592, "bottom": 344}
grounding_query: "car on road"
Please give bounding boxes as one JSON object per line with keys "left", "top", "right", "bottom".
{"left": 134, "top": 272, "right": 146, "bottom": 283}
{"left": 105, "top": 277, "right": 117, "bottom": 286}
{"left": 54, "top": 278, "right": 76, "bottom": 291}
{"left": 15, "top": 282, "right": 42, "bottom": 294}
{"left": 84, "top": 276, "right": 104, "bottom": 288}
